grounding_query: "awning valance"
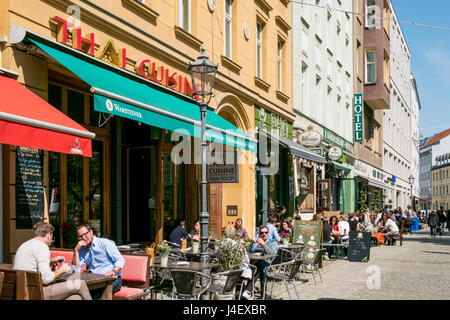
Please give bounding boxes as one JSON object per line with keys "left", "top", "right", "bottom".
{"left": 330, "top": 161, "right": 351, "bottom": 173}
{"left": 259, "top": 129, "right": 327, "bottom": 164}
{"left": 0, "top": 74, "right": 95, "bottom": 156}
{"left": 11, "top": 28, "right": 256, "bottom": 153}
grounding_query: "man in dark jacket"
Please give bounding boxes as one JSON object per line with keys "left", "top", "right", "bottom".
{"left": 169, "top": 219, "right": 190, "bottom": 247}
{"left": 428, "top": 211, "right": 440, "bottom": 236}
{"left": 438, "top": 207, "right": 446, "bottom": 231}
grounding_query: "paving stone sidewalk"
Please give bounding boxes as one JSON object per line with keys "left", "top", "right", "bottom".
{"left": 271, "top": 227, "right": 450, "bottom": 300}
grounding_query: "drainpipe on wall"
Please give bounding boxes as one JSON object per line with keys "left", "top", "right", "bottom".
{"left": 0, "top": 35, "right": 11, "bottom": 263}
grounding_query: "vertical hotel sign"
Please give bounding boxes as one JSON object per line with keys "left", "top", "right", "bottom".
{"left": 354, "top": 94, "right": 363, "bottom": 142}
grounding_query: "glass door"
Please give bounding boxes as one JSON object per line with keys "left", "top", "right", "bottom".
{"left": 317, "top": 179, "right": 331, "bottom": 213}
{"left": 127, "top": 147, "right": 156, "bottom": 243}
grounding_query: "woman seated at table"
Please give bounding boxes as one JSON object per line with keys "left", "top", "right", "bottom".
{"left": 234, "top": 218, "right": 249, "bottom": 239}
{"left": 329, "top": 216, "right": 341, "bottom": 243}
{"left": 278, "top": 219, "right": 292, "bottom": 238}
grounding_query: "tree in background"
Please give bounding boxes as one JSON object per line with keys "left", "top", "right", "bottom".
{"left": 358, "top": 189, "right": 369, "bottom": 212}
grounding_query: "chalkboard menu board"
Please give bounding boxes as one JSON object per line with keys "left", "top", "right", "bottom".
{"left": 16, "top": 147, "right": 45, "bottom": 229}
{"left": 348, "top": 230, "right": 371, "bottom": 262}
{"left": 293, "top": 220, "right": 322, "bottom": 263}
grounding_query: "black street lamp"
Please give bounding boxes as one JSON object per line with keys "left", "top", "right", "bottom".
{"left": 408, "top": 174, "right": 415, "bottom": 210}
{"left": 188, "top": 48, "right": 218, "bottom": 277}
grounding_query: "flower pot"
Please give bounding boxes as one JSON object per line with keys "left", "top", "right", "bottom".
{"left": 160, "top": 255, "right": 169, "bottom": 267}
{"left": 282, "top": 238, "right": 289, "bottom": 246}
{"left": 192, "top": 241, "right": 199, "bottom": 253}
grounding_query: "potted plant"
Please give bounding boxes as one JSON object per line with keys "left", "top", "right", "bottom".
{"left": 215, "top": 226, "right": 246, "bottom": 272}
{"left": 281, "top": 232, "right": 290, "bottom": 246}
{"left": 191, "top": 234, "right": 200, "bottom": 253}
{"left": 157, "top": 241, "right": 171, "bottom": 267}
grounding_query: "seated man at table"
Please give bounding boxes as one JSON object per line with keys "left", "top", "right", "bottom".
{"left": 13, "top": 221, "right": 92, "bottom": 300}
{"left": 169, "top": 219, "right": 190, "bottom": 247}
{"left": 242, "top": 225, "right": 279, "bottom": 300}
{"left": 379, "top": 214, "right": 399, "bottom": 244}
{"left": 72, "top": 224, "right": 125, "bottom": 299}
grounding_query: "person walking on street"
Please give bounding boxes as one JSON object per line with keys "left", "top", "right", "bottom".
{"left": 438, "top": 207, "right": 446, "bottom": 232}
{"left": 428, "top": 211, "right": 440, "bottom": 236}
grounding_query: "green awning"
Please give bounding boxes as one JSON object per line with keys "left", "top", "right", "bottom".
{"left": 20, "top": 33, "right": 256, "bottom": 153}
{"left": 331, "top": 161, "right": 351, "bottom": 173}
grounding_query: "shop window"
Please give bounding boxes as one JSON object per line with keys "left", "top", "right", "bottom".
{"left": 89, "top": 140, "right": 104, "bottom": 236}
{"left": 48, "top": 152, "right": 62, "bottom": 247}
{"left": 67, "top": 89, "right": 85, "bottom": 124}
{"left": 48, "top": 83, "right": 62, "bottom": 110}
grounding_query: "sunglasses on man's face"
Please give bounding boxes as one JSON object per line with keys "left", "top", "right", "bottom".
{"left": 260, "top": 231, "right": 269, "bottom": 234}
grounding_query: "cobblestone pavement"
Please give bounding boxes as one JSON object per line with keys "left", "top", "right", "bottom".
{"left": 271, "top": 227, "right": 450, "bottom": 300}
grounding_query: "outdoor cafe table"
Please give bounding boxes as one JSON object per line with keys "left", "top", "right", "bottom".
{"left": 171, "top": 248, "right": 216, "bottom": 261}
{"left": 151, "top": 257, "right": 219, "bottom": 272}
{"left": 56, "top": 272, "right": 115, "bottom": 300}
{"left": 248, "top": 253, "right": 277, "bottom": 262}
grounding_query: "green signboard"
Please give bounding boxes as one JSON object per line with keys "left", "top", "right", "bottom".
{"left": 254, "top": 105, "right": 293, "bottom": 139}
{"left": 323, "top": 128, "right": 354, "bottom": 154}
{"left": 354, "top": 93, "right": 363, "bottom": 142}
{"left": 293, "top": 220, "right": 323, "bottom": 263}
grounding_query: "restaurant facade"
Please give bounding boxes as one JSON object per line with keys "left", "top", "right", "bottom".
{"left": 0, "top": 0, "right": 295, "bottom": 262}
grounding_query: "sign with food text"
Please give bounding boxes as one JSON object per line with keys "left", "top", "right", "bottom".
{"left": 15, "top": 147, "right": 45, "bottom": 229}
{"left": 293, "top": 220, "right": 322, "bottom": 263}
{"left": 354, "top": 93, "right": 363, "bottom": 142}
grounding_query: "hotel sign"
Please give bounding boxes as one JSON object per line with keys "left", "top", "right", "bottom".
{"left": 354, "top": 93, "right": 363, "bottom": 143}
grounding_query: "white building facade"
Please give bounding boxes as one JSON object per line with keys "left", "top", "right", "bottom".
{"left": 382, "top": 4, "right": 414, "bottom": 209}
{"left": 410, "top": 75, "right": 421, "bottom": 205}
{"left": 292, "top": 0, "right": 355, "bottom": 213}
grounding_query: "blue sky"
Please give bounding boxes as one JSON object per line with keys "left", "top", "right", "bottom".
{"left": 391, "top": 0, "right": 450, "bottom": 139}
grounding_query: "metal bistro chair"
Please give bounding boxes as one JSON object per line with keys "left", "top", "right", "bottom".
{"left": 264, "top": 258, "right": 304, "bottom": 300}
{"left": 301, "top": 248, "right": 326, "bottom": 285}
{"left": 207, "top": 268, "right": 244, "bottom": 300}
{"left": 273, "top": 247, "right": 296, "bottom": 265}
{"left": 236, "top": 264, "right": 257, "bottom": 300}
{"left": 169, "top": 269, "right": 212, "bottom": 300}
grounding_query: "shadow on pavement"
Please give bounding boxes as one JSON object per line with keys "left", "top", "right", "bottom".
{"left": 421, "top": 251, "right": 450, "bottom": 255}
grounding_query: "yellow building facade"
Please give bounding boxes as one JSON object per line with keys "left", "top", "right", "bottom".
{"left": 431, "top": 163, "right": 450, "bottom": 211}
{"left": 0, "top": 0, "right": 293, "bottom": 260}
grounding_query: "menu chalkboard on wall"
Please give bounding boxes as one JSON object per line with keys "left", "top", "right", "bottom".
{"left": 348, "top": 230, "right": 371, "bottom": 262}
{"left": 15, "top": 147, "right": 45, "bottom": 229}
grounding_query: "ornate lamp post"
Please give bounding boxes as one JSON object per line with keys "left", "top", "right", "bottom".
{"left": 188, "top": 48, "right": 218, "bottom": 270}
{"left": 408, "top": 174, "right": 415, "bottom": 210}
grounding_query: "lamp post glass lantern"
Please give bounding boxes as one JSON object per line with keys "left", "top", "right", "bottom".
{"left": 409, "top": 174, "right": 415, "bottom": 209}
{"left": 188, "top": 48, "right": 218, "bottom": 275}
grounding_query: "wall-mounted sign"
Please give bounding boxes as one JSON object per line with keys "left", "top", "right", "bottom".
{"left": 226, "top": 205, "right": 238, "bottom": 216}
{"left": 207, "top": 151, "right": 239, "bottom": 183}
{"left": 323, "top": 128, "right": 354, "bottom": 154}
{"left": 328, "top": 146, "right": 343, "bottom": 161}
{"left": 354, "top": 93, "right": 363, "bottom": 142}
{"left": 52, "top": 16, "right": 198, "bottom": 98}
{"left": 255, "top": 106, "right": 293, "bottom": 139}
{"left": 298, "top": 126, "right": 322, "bottom": 147}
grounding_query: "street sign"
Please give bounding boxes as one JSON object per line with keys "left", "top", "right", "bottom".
{"left": 354, "top": 93, "right": 363, "bottom": 142}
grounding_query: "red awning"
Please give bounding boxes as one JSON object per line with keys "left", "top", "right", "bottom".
{"left": 0, "top": 75, "right": 95, "bottom": 157}
{"left": 416, "top": 197, "right": 433, "bottom": 203}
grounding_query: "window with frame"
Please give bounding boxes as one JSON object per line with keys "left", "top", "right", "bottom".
{"left": 224, "top": 0, "right": 233, "bottom": 59}
{"left": 366, "top": 50, "right": 376, "bottom": 84}
{"left": 178, "top": 0, "right": 191, "bottom": 33}
{"left": 366, "top": 0, "right": 376, "bottom": 29}
{"left": 301, "top": 62, "right": 308, "bottom": 111}
{"left": 278, "top": 40, "right": 284, "bottom": 91}
{"left": 256, "top": 21, "right": 263, "bottom": 78}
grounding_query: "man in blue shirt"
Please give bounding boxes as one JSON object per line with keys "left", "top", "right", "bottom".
{"left": 266, "top": 216, "right": 281, "bottom": 242}
{"left": 72, "top": 224, "right": 125, "bottom": 297}
{"left": 242, "top": 225, "right": 278, "bottom": 300}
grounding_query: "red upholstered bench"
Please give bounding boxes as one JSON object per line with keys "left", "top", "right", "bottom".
{"left": 49, "top": 249, "right": 87, "bottom": 272}
{"left": 113, "top": 254, "right": 151, "bottom": 300}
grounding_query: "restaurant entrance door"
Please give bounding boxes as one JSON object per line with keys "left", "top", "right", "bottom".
{"left": 127, "top": 147, "right": 156, "bottom": 243}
